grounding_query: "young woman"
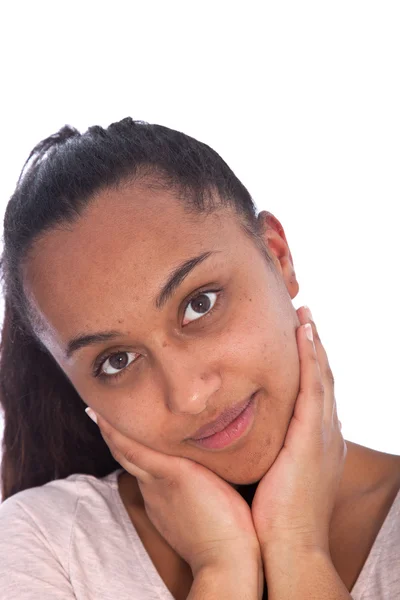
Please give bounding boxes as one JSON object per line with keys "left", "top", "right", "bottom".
{"left": 0, "top": 118, "right": 399, "bottom": 600}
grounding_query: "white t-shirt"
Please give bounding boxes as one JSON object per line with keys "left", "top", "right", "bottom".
{"left": 0, "top": 467, "right": 399, "bottom": 599}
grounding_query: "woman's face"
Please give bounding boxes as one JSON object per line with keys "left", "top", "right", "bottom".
{"left": 24, "top": 183, "right": 301, "bottom": 484}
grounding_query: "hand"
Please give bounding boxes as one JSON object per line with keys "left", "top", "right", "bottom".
{"left": 251, "top": 306, "right": 347, "bottom": 554}
{"left": 85, "top": 409, "right": 262, "bottom": 577}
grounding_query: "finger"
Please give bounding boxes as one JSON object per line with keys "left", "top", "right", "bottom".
{"left": 297, "top": 307, "right": 334, "bottom": 390}
{"left": 101, "top": 430, "right": 153, "bottom": 484}
{"left": 307, "top": 316, "right": 339, "bottom": 428}
{"left": 294, "top": 322, "right": 324, "bottom": 435}
{"left": 85, "top": 408, "right": 173, "bottom": 482}
{"left": 297, "top": 307, "right": 339, "bottom": 427}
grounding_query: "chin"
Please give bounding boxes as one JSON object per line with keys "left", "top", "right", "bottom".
{"left": 225, "top": 474, "right": 262, "bottom": 487}
{"left": 221, "top": 427, "right": 282, "bottom": 485}
{"left": 216, "top": 451, "right": 273, "bottom": 486}
{"left": 222, "top": 469, "right": 265, "bottom": 487}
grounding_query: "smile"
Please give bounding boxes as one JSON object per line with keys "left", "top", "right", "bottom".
{"left": 188, "top": 392, "right": 257, "bottom": 451}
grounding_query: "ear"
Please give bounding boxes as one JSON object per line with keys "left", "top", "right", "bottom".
{"left": 257, "top": 211, "right": 299, "bottom": 299}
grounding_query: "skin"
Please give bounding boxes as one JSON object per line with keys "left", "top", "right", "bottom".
{"left": 24, "top": 183, "right": 301, "bottom": 484}
{"left": 23, "top": 182, "right": 400, "bottom": 594}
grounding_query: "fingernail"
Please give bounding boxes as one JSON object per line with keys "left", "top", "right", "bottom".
{"left": 85, "top": 407, "right": 98, "bottom": 425}
{"left": 305, "top": 323, "right": 313, "bottom": 342}
{"left": 304, "top": 305, "right": 313, "bottom": 321}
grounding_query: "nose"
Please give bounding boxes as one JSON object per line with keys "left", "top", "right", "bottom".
{"left": 158, "top": 344, "right": 222, "bottom": 415}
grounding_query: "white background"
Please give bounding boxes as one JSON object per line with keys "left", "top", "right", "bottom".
{"left": 0, "top": 1, "right": 399, "bottom": 459}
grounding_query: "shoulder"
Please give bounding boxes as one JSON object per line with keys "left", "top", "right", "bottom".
{"left": 1, "top": 472, "right": 82, "bottom": 515}
{"left": 1, "top": 470, "right": 110, "bottom": 517}
{"left": 0, "top": 473, "right": 79, "bottom": 539}
{"left": 0, "top": 469, "right": 122, "bottom": 555}
{"left": 0, "top": 469, "right": 123, "bottom": 599}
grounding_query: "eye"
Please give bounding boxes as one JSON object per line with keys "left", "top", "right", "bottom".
{"left": 96, "top": 351, "right": 138, "bottom": 380}
{"left": 183, "top": 291, "right": 218, "bottom": 325}
{"left": 94, "top": 289, "right": 222, "bottom": 381}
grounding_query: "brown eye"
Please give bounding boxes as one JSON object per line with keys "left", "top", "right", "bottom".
{"left": 101, "top": 351, "right": 137, "bottom": 377}
{"left": 183, "top": 292, "right": 217, "bottom": 324}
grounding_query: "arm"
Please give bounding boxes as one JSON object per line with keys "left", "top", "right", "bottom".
{"left": 262, "top": 544, "right": 352, "bottom": 600}
{"left": 188, "top": 547, "right": 264, "bottom": 600}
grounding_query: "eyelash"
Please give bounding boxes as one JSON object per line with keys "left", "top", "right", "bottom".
{"left": 93, "top": 287, "right": 223, "bottom": 382}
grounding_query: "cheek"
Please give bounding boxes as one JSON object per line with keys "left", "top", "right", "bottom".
{"left": 217, "top": 294, "right": 299, "bottom": 380}
{"left": 82, "top": 389, "right": 164, "bottom": 450}
{"left": 260, "top": 327, "right": 300, "bottom": 400}
{"left": 116, "top": 402, "right": 165, "bottom": 447}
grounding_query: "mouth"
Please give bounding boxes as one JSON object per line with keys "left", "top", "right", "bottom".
{"left": 187, "top": 391, "right": 258, "bottom": 451}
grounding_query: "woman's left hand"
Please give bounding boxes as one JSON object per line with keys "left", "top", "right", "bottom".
{"left": 251, "top": 306, "right": 347, "bottom": 555}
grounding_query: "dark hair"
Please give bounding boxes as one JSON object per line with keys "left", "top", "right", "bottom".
{"left": 0, "top": 117, "right": 272, "bottom": 501}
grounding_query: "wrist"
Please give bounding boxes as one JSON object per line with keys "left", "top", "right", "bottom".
{"left": 261, "top": 544, "right": 350, "bottom": 599}
{"left": 191, "top": 541, "right": 262, "bottom": 576}
{"left": 260, "top": 531, "right": 330, "bottom": 559}
{"left": 262, "top": 539, "right": 331, "bottom": 575}
{"left": 191, "top": 552, "right": 263, "bottom": 600}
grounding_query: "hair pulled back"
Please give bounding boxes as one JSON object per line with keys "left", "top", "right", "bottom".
{"left": 0, "top": 117, "right": 266, "bottom": 501}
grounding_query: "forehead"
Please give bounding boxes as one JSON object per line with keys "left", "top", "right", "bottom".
{"left": 24, "top": 184, "right": 245, "bottom": 356}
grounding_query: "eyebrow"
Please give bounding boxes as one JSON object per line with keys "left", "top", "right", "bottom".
{"left": 65, "top": 250, "right": 216, "bottom": 359}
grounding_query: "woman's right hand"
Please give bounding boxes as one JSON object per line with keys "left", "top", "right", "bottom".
{"left": 86, "top": 408, "right": 262, "bottom": 578}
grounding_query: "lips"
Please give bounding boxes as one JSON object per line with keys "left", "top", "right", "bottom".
{"left": 190, "top": 394, "right": 255, "bottom": 440}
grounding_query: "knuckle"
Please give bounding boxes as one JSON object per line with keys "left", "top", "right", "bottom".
{"left": 312, "top": 380, "right": 325, "bottom": 396}
{"left": 122, "top": 447, "right": 137, "bottom": 465}
{"left": 164, "top": 476, "right": 179, "bottom": 490}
